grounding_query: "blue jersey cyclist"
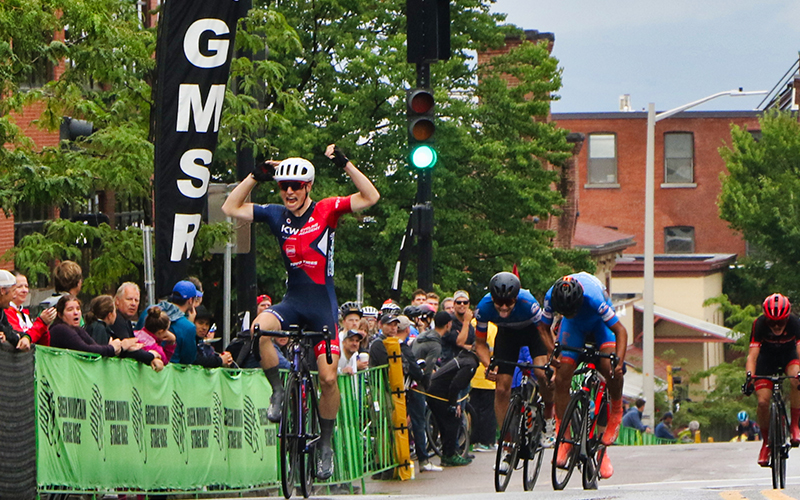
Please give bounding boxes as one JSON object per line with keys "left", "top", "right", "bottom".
{"left": 542, "top": 272, "right": 628, "bottom": 480}
{"left": 473, "top": 272, "right": 557, "bottom": 472}
{"left": 222, "top": 144, "right": 380, "bottom": 479}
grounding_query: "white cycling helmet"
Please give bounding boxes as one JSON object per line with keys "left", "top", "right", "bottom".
{"left": 274, "top": 157, "right": 315, "bottom": 183}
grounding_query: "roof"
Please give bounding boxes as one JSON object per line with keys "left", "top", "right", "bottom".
{"left": 633, "top": 304, "right": 735, "bottom": 343}
{"left": 613, "top": 253, "right": 737, "bottom": 277}
{"left": 552, "top": 110, "right": 762, "bottom": 120}
{"left": 573, "top": 222, "right": 635, "bottom": 256}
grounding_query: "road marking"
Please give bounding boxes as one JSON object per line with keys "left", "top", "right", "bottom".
{"left": 719, "top": 491, "right": 747, "bottom": 500}
{"left": 762, "top": 490, "right": 798, "bottom": 500}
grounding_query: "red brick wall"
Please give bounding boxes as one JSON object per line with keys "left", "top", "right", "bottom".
{"left": 551, "top": 112, "right": 759, "bottom": 255}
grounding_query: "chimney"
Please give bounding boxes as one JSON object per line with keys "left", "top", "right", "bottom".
{"left": 619, "top": 94, "right": 632, "bottom": 112}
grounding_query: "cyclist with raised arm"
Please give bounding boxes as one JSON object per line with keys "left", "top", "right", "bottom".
{"left": 222, "top": 144, "right": 380, "bottom": 479}
{"left": 473, "top": 272, "right": 556, "bottom": 473}
{"left": 543, "top": 272, "right": 628, "bottom": 480}
{"left": 743, "top": 293, "right": 800, "bottom": 467}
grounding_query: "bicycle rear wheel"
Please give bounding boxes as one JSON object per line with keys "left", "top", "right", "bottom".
{"left": 299, "top": 377, "right": 320, "bottom": 498}
{"left": 522, "top": 405, "right": 544, "bottom": 491}
{"left": 552, "top": 394, "right": 584, "bottom": 490}
{"left": 280, "top": 373, "right": 300, "bottom": 499}
{"left": 495, "top": 395, "right": 523, "bottom": 492}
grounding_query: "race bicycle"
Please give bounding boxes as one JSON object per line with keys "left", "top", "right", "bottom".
{"left": 552, "top": 343, "right": 618, "bottom": 491}
{"left": 744, "top": 371, "right": 799, "bottom": 489}
{"left": 255, "top": 324, "right": 333, "bottom": 499}
{"left": 491, "top": 357, "right": 554, "bottom": 492}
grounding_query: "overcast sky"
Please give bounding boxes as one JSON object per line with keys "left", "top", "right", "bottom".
{"left": 489, "top": 0, "right": 800, "bottom": 113}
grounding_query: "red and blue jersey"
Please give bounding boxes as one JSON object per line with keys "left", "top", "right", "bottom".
{"left": 253, "top": 196, "right": 352, "bottom": 288}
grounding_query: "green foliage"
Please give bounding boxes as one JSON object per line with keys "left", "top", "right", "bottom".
{"left": 3, "top": 0, "right": 591, "bottom": 312}
{"left": 719, "top": 110, "right": 800, "bottom": 300}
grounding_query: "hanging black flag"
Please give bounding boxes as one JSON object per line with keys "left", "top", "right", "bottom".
{"left": 152, "top": 0, "right": 247, "bottom": 298}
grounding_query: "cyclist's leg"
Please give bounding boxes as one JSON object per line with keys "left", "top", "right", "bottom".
{"left": 784, "top": 356, "right": 800, "bottom": 445}
{"left": 492, "top": 326, "right": 520, "bottom": 426}
{"left": 594, "top": 323, "right": 623, "bottom": 445}
{"left": 554, "top": 317, "right": 583, "bottom": 428}
{"left": 254, "top": 308, "right": 292, "bottom": 422}
{"left": 754, "top": 353, "right": 775, "bottom": 464}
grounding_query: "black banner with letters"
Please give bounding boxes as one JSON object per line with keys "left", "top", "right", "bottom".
{"left": 153, "top": 0, "right": 247, "bottom": 297}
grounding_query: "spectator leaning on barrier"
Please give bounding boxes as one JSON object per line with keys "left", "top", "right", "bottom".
{"left": 654, "top": 411, "right": 676, "bottom": 441}
{"left": 338, "top": 329, "right": 367, "bottom": 375}
{"left": 193, "top": 306, "right": 233, "bottom": 368}
{"left": 51, "top": 295, "right": 164, "bottom": 371}
{"left": 134, "top": 306, "right": 175, "bottom": 364}
{"left": 17, "top": 260, "right": 83, "bottom": 351}
{"left": 622, "top": 398, "right": 652, "bottom": 433}
{"left": 137, "top": 280, "right": 202, "bottom": 365}
{"left": 5, "top": 271, "right": 32, "bottom": 333}
{"left": 110, "top": 282, "right": 140, "bottom": 340}
{"left": 85, "top": 295, "right": 118, "bottom": 345}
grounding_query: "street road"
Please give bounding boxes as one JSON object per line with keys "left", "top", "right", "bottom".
{"left": 356, "top": 440, "right": 800, "bottom": 500}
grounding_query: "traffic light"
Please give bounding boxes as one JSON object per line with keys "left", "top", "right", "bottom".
{"left": 667, "top": 365, "right": 682, "bottom": 410}
{"left": 407, "top": 88, "right": 437, "bottom": 169}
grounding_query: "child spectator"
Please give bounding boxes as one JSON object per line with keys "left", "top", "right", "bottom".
{"left": 134, "top": 306, "right": 176, "bottom": 364}
{"left": 85, "top": 295, "right": 118, "bottom": 345}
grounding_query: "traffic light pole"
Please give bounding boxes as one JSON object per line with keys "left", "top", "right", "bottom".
{"left": 415, "top": 63, "right": 433, "bottom": 291}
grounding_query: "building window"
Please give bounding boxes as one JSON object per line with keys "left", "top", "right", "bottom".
{"left": 664, "top": 132, "right": 694, "bottom": 184}
{"left": 587, "top": 133, "right": 617, "bottom": 185}
{"left": 664, "top": 226, "right": 695, "bottom": 253}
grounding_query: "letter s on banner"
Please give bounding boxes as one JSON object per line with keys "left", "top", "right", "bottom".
{"left": 178, "top": 149, "right": 212, "bottom": 198}
{"left": 183, "top": 19, "right": 230, "bottom": 69}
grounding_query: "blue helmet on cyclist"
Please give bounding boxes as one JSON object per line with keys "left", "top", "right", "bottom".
{"left": 489, "top": 272, "right": 520, "bottom": 304}
{"left": 738, "top": 410, "right": 749, "bottom": 423}
{"left": 550, "top": 276, "right": 584, "bottom": 317}
{"left": 763, "top": 293, "right": 791, "bottom": 321}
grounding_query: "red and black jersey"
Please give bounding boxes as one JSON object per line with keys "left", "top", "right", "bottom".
{"left": 750, "top": 314, "right": 800, "bottom": 348}
{"left": 253, "top": 196, "right": 352, "bottom": 288}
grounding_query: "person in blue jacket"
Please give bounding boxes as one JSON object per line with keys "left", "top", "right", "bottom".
{"left": 137, "top": 280, "right": 202, "bottom": 364}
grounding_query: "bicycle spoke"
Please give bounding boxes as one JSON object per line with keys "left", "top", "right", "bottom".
{"left": 552, "top": 395, "right": 584, "bottom": 490}
{"left": 495, "top": 396, "right": 522, "bottom": 492}
{"left": 280, "top": 374, "right": 300, "bottom": 499}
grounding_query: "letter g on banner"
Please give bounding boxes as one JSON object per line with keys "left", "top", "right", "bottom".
{"left": 184, "top": 19, "right": 230, "bottom": 69}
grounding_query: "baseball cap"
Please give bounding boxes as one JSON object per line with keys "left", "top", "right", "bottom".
{"left": 172, "top": 280, "right": 202, "bottom": 300}
{"left": 257, "top": 294, "right": 271, "bottom": 305}
{"left": 454, "top": 290, "right": 469, "bottom": 301}
{"left": 344, "top": 329, "right": 365, "bottom": 340}
{"left": 0, "top": 270, "right": 16, "bottom": 288}
{"left": 434, "top": 311, "right": 452, "bottom": 326}
{"left": 388, "top": 315, "right": 412, "bottom": 330}
{"left": 662, "top": 411, "right": 673, "bottom": 420}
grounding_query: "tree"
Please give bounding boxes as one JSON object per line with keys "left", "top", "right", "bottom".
{"left": 719, "top": 110, "right": 800, "bottom": 300}
{"left": 2, "top": 0, "right": 592, "bottom": 313}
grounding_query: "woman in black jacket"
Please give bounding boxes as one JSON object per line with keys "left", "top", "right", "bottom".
{"left": 50, "top": 295, "right": 164, "bottom": 371}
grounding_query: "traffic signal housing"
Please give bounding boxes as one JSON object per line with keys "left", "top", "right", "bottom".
{"left": 407, "top": 88, "right": 437, "bottom": 169}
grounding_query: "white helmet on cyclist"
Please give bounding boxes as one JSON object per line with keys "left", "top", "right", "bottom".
{"left": 274, "top": 157, "right": 315, "bottom": 183}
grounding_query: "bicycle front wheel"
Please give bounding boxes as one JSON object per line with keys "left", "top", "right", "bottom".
{"left": 280, "top": 373, "right": 300, "bottom": 499}
{"left": 425, "top": 406, "right": 443, "bottom": 457}
{"left": 770, "top": 401, "right": 786, "bottom": 489}
{"left": 495, "top": 395, "right": 523, "bottom": 492}
{"left": 523, "top": 404, "right": 545, "bottom": 491}
{"left": 552, "top": 393, "right": 585, "bottom": 490}
{"left": 299, "top": 377, "right": 320, "bottom": 498}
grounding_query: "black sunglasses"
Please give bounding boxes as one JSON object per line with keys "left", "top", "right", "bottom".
{"left": 493, "top": 297, "right": 516, "bottom": 307}
{"left": 455, "top": 300, "right": 470, "bottom": 305}
{"left": 278, "top": 180, "right": 308, "bottom": 191}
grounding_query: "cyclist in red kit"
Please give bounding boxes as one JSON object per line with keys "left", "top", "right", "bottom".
{"left": 222, "top": 144, "right": 379, "bottom": 479}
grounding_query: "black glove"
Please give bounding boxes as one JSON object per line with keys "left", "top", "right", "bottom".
{"left": 251, "top": 161, "right": 274, "bottom": 182}
{"left": 742, "top": 380, "right": 754, "bottom": 396}
{"left": 447, "top": 405, "right": 459, "bottom": 417}
{"left": 330, "top": 146, "right": 349, "bottom": 169}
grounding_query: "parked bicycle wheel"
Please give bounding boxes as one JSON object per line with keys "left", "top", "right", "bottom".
{"left": 495, "top": 395, "right": 523, "bottom": 492}
{"left": 425, "top": 407, "right": 443, "bottom": 457}
{"left": 299, "top": 376, "right": 319, "bottom": 498}
{"left": 280, "top": 373, "right": 300, "bottom": 499}
{"left": 522, "top": 404, "right": 544, "bottom": 491}
{"left": 552, "top": 394, "right": 584, "bottom": 490}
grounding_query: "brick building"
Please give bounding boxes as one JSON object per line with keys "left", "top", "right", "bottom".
{"left": 551, "top": 110, "right": 761, "bottom": 256}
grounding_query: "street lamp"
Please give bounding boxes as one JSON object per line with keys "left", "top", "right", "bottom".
{"left": 641, "top": 89, "right": 767, "bottom": 428}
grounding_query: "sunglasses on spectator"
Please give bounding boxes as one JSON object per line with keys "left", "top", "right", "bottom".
{"left": 455, "top": 300, "right": 470, "bottom": 305}
{"left": 278, "top": 180, "right": 308, "bottom": 191}
{"left": 493, "top": 298, "right": 516, "bottom": 307}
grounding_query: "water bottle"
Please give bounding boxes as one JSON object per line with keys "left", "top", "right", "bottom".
{"left": 588, "top": 399, "right": 595, "bottom": 415}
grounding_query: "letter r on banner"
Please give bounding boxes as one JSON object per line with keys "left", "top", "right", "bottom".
{"left": 171, "top": 214, "right": 202, "bottom": 261}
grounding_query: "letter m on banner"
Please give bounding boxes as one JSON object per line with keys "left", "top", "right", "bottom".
{"left": 152, "top": 0, "right": 247, "bottom": 298}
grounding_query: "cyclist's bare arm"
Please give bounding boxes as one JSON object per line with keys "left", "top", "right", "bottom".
{"left": 324, "top": 144, "right": 380, "bottom": 212}
{"left": 475, "top": 336, "right": 491, "bottom": 368}
{"left": 222, "top": 175, "right": 257, "bottom": 221}
{"left": 746, "top": 344, "right": 759, "bottom": 375}
{"left": 610, "top": 322, "right": 628, "bottom": 374}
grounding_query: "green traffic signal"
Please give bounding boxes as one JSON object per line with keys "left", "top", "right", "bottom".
{"left": 411, "top": 144, "right": 437, "bottom": 169}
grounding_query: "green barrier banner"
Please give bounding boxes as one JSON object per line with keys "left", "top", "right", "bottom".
{"left": 35, "top": 346, "right": 278, "bottom": 492}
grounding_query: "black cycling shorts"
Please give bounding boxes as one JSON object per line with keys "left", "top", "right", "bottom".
{"left": 755, "top": 343, "right": 799, "bottom": 379}
{"left": 493, "top": 323, "right": 548, "bottom": 376}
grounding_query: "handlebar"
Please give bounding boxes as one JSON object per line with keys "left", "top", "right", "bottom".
{"left": 253, "top": 324, "right": 335, "bottom": 365}
{"left": 557, "top": 342, "right": 619, "bottom": 377}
